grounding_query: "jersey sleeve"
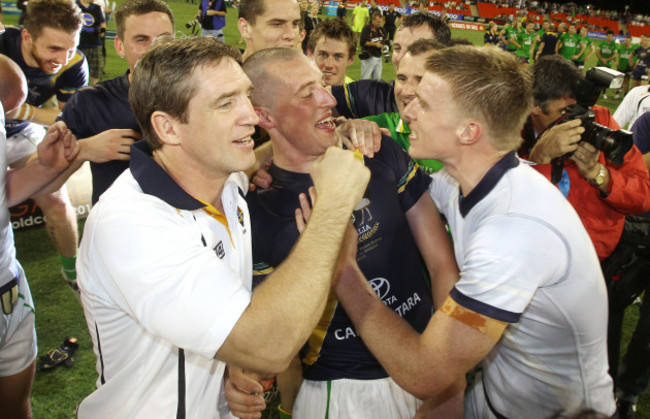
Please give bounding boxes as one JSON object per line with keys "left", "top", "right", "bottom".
{"left": 56, "top": 52, "right": 90, "bottom": 103}
{"left": 332, "top": 79, "right": 397, "bottom": 118}
{"left": 378, "top": 135, "right": 431, "bottom": 212}
{"left": 451, "top": 215, "right": 569, "bottom": 323}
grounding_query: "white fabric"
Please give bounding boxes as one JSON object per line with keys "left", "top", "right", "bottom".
{"left": 293, "top": 377, "right": 422, "bottom": 419}
{"left": 6, "top": 123, "right": 46, "bottom": 166}
{"left": 613, "top": 85, "right": 650, "bottom": 128}
{"left": 0, "top": 104, "right": 37, "bottom": 377}
{"left": 77, "top": 169, "right": 251, "bottom": 418}
{"left": 429, "top": 160, "right": 615, "bottom": 418}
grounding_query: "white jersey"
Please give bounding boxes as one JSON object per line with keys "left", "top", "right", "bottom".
{"left": 429, "top": 152, "right": 615, "bottom": 418}
{"left": 0, "top": 105, "right": 19, "bottom": 291}
{"left": 77, "top": 141, "right": 251, "bottom": 418}
{"left": 613, "top": 85, "right": 650, "bottom": 128}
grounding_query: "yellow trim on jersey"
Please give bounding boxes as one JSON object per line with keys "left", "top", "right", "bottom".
{"left": 397, "top": 164, "right": 418, "bottom": 194}
{"left": 253, "top": 266, "right": 274, "bottom": 276}
{"left": 197, "top": 199, "right": 235, "bottom": 248}
{"left": 50, "top": 51, "right": 86, "bottom": 87}
{"left": 302, "top": 289, "right": 339, "bottom": 366}
{"left": 439, "top": 296, "right": 507, "bottom": 342}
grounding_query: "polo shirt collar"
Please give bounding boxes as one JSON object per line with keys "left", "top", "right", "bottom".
{"left": 130, "top": 140, "right": 204, "bottom": 210}
{"left": 459, "top": 151, "right": 519, "bottom": 218}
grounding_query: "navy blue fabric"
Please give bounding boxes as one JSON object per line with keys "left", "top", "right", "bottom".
{"left": 130, "top": 140, "right": 204, "bottom": 210}
{"left": 58, "top": 72, "right": 138, "bottom": 204}
{"left": 332, "top": 79, "right": 397, "bottom": 119}
{"left": 1, "top": 27, "right": 88, "bottom": 136}
{"left": 459, "top": 151, "right": 519, "bottom": 218}
{"left": 247, "top": 137, "right": 433, "bottom": 381}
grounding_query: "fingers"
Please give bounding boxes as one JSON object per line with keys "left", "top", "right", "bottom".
{"left": 251, "top": 167, "right": 272, "bottom": 190}
{"left": 336, "top": 119, "right": 382, "bottom": 158}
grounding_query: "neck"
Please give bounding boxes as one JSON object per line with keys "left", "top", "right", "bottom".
{"left": 153, "top": 147, "right": 227, "bottom": 210}
{"left": 444, "top": 146, "right": 509, "bottom": 197}
{"left": 269, "top": 135, "right": 320, "bottom": 174}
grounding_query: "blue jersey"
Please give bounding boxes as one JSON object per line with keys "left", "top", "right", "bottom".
{"left": 77, "top": 1, "right": 105, "bottom": 48}
{"left": 332, "top": 79, "right": 398, "bottom": 119}
{"left": 0, "top": 27, "right": 88, "bottom": 136}
{"left": 248, "top": 137, "right": 433, "bottom": 381}
{"left": 58, "top": 73, "right": 137, "bottom": 204}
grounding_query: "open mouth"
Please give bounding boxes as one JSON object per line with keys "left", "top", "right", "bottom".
{"left": 315, "top": 116, "right": 336, "bottom": 131}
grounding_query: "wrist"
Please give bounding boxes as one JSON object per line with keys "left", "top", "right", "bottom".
{"left": 12, "top": 103, "right": 35, "bottom": 121}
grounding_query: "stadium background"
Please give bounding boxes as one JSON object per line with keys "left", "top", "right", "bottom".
{"left": 0, "top": 0, "right": 648, "bottom": 416}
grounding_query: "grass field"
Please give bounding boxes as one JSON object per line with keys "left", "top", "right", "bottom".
{"left": 3, "top": 2, "right": 649, "bottom": 417}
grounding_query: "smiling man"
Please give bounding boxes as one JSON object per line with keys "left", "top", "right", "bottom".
{"left": 333, "top": 45, "right": 616, "bottom": 418}
{"left": 57, "top": 0, "right": 175, "bottom": 206}
{"left": 76, "top": 37, "right": 371, "bottom": 418}
{"left": 238, "top": 0, "right": 302, "bottom": 62}
{"left": 0, "top": 0, "right": 87, "bottom": 294}
{"left": 233, "top": 47, "right": 458, "bottom": 419}
{"left": 307, "top": 19, "right": 356, "bottom": 87}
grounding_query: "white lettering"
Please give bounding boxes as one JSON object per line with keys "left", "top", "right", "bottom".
{"left": 334, "top": 327, "right": 358, "bottom": 340}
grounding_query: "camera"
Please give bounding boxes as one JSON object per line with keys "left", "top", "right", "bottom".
{"left": 185, "top": 19, "right": 200, "bottom": 29}
{"left": 548, "top": 67, "right": 633, "bottom": 183}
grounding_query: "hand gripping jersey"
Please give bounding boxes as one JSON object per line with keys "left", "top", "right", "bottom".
{"left": 248, "top": 137, "right": 433, "bottom": 381}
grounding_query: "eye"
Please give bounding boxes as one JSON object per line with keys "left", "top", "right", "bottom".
{"left": 219, "top": 100, "right": 233, "bottom": 110}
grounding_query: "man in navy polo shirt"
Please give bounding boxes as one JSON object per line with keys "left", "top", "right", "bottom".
{"left": 58, "top": 0, "right": 174, "bottom": 205}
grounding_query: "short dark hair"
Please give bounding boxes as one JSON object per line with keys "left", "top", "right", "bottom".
{"left": 307, "top": 18, "right": 356, "bottom": 58}
{"left": 406, "top": 38, "right": 444, "bottom": 55}
{"left": 239, "top": 0, "right": 266, "bottom": 25}
{"left": 130, "top": 36, "right": 242, "bottom": 150}
{"left": 114, "top": 0, "right": 174, "bottom": 40}
{"left": 24, "top": 0, "right": 82, "bottom": 38}
{"left": 532, "top": 55, "right": 581, "bottom": 110}
{"left": 606, "top": 30, "right": 614, "bottom": 36}
{"left": 398, "top": 13, "right": 452, "bottom": 46}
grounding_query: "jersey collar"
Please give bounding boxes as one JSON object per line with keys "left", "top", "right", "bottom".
{"left": 459, "top": 151, "right": 519, "bottom": 218}
{"left": 130, "top": 140, "right": 204, "bottom": 210}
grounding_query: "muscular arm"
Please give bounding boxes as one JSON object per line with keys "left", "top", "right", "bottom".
{"left": 405, "top": 193, "right": 458, "bottom": 308}
{"left": 334, "top": 260, "right": 503, "bottom": 400}
{"left": 217, "top": 148, "right": 371, "bottom": 374}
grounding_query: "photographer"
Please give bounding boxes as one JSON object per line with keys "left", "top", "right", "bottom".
{"left": 359, "top": 11, "right": 386, "bottom": 80}
{"left": 195, "top": 0, "right": 227, "bottom": 40}
{"left": 520, "top": 56, "right": 650, "bottom": 262}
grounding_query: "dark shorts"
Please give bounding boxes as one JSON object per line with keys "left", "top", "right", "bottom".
{"left": 80, "top": 46, "right": 105, "bottom": 79}
{"left": 632, "top": 67, "right": 648, "bottom": 81}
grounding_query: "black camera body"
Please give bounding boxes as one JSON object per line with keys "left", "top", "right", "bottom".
{"left": 185, "top": 19, "right": 200, "bottom": 29}
{"left": 548, "top": 67, "right": 633, "bottom": 183}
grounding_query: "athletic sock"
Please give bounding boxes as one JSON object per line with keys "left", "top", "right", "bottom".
{"left": 277, "top": 404, "right": 292, "bottom": 419}
{"left": 59, "top": 254, "right": 77, "bottom": 280}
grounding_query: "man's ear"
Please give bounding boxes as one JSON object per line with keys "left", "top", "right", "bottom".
{"left": 238, "top": 18, "right": 252, "bottom": 41}
{"left": 114, "top": 36, "right": 125, "bottom": 58}
{"left": 151, "top": 111, "right": 182, "bottom": 146}
{"left": 531, "top": 104, "right": 544, "bottom": 116}
{"left": 255, "top": 107, "right": 275, "bottom": 130}
{"left": 457, "top": 121, "right": 482, "bottom": 145}
{"left": 21, "top": 28, "right": 33, "bottom": 48}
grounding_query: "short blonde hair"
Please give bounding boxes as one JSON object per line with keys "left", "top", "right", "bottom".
{"left": 425, "top": 45, "right": 532, "bottom": 151}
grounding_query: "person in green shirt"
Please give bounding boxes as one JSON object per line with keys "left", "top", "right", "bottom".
{"left": 556, "top": 23, "right": 581, "bottom": 63}
{"left": 351, "top": 0, "right": 369, "bottom": 45}
{"left": 364, "top": 39, "right": 444, "bottom": 174}
{"left": 514, "top": 21, "right": 536, "bottom": 63}
{"left": 575, "top": 26, "right": 594, "bottom": 69}
{"left": 615, "top": 35, "right": 638, "bottom": 98}
{"left": 501, "top": 19, "right": 521, "bottom": 53}
{"left": 596, "top": 31, "right": 619, "bottom": 98}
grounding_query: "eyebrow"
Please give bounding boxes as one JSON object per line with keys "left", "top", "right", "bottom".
{"left": 209, "top": 85, "right": 254, "bottom": 107}
{"left": 414, "top": 92, "right": 428, "bottom": 108}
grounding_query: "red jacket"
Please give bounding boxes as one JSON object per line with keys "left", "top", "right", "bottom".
{"left": 520, "top": 105, "right": 650, "bottom": 260}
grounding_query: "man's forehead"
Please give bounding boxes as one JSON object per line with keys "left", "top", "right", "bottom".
{"left": 316, "top": 37, "right": 348, "bottom": 52}
{"left": 33, "top": 26, "right": 79, "bottom": 45}
{"left": 396, "top": 26, "right": 435, "bottom": 44}
{"left": 257, "top": 0, "right": 300, "bottom": 21}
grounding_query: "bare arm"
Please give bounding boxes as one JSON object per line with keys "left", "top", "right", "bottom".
{"left": 334, "top": 258, "right": 504, "bottom": 400}
{"left": 216, "top": 147, "right": 371, "bottom": 374}
{"left": 405, "top": 192, "right": 458, "bottom": 308}
{"left": 6, "top": 100, "right": 63, "bottom": 127}
{"left": 6, "top": 121, "right": 79, "bottom": 205}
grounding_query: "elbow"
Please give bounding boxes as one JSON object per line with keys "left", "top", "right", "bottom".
{"left": 247, "top": 350, "right": 295, "bottom": 376}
